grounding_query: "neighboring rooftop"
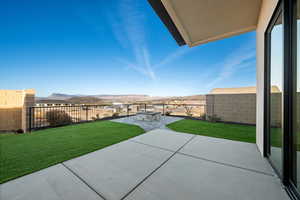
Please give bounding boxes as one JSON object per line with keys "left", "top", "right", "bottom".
{"left": 209, "top": 86, "right": 280, "bottom": 94}
{"left": 210, "top": 86, "right": 257, "bottom": 94}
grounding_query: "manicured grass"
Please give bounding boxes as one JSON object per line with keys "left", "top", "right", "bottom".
{"left": 167, "top": 119, "right": 256, "bottom": 143}
{"left": 0, "top": 121, "right": 144, "bottom": 183}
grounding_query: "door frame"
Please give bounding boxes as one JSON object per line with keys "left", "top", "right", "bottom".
{"left": 264, "top": 0, "right": 283, "bottom": 178}
{"left": 264, "top": 0, "right": 299, "bottom": 199}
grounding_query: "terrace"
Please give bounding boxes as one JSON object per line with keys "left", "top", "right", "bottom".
{"left": 0, "top": 115, "right": 289, "bottom": 200}
{"left": 0, "top": 0, "right": 297, "bottom": 199}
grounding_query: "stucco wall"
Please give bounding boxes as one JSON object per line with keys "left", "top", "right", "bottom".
{"left": 256, "top": 0, "right": 279, "bottom": 154}
{"left": 206, "top": 94, "right": 256, "bottom": 124}
{"left": 0, "top": 89, "right": 35, "bottom": 132}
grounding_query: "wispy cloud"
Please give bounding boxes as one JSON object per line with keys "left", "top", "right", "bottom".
{"left": 205, "top": 44, "right": 256, "bottom": 88}
{"left": 117, "top": 48, "right": 156, "bottom": 80}
{"left": 153, "top": 47, "right": 192, "bottom": 70}
{"left": 106, "top": 0, "right": 191, "bottom": 80}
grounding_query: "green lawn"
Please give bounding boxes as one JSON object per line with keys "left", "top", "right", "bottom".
{"left": 0, "top": 121, "right": 144, "bottom": 183}
{"left": 167, "top": 119, "right": 256, "bottom": 143}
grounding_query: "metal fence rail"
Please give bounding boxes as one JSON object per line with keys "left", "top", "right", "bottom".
{"left": 28, "top": 104, "right": 207, "bottom": 131}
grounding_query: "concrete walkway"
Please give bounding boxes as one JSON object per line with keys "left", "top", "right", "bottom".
{"left": 0, "top": 129, "right": 290, "bottom": 200}
{"left": 111, "top": 116, "right": 182, "bottom": 131}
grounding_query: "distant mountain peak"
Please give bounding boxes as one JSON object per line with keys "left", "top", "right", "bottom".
{"left": 44, "top": 93, "right": 151, "bottom": 101}
{"left": 47, "top": 93, "right": 81, "bottom": 100}
{"left": 36, "top": 93, "right": 205, "bottom": 104}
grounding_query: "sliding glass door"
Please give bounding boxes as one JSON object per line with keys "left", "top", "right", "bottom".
{"left": 293, "top": 0, "right": 300, "bottom": 191}
{"left": 265, "top": 0, "right": 300, "bottom": 198}
{"left": 267, "top": 8, "right": 284, "bottom": 176}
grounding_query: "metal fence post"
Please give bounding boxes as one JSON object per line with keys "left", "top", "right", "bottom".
{"left": 144, "top": 104, "right": 147, "bottom": 112}
{"left": 86, "top": 106, "right": 88, "bottom": 121}
{"left": 32, "top": 107, "right": 35, "bottom": 131}
{"left": 163, "top": 104, "right": 165, "bottom": 115}
{"left": 28, "top": 107, "right": 32, "bottom": 132}
{"left": 212, "top": 95, "right": 215, "bottom": 117}
{"left": 127, "top": 105, "right": 129, "bottom": 117}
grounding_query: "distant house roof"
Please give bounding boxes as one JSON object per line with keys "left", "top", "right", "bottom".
{"left": 209, "top": 86, "right": 280, "bottom": 94}
{"left": 210, "top": 87, "right": 257, "bottom": 94}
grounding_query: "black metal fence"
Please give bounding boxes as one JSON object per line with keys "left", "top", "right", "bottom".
{"left": 28, "top": 104, "right": 207, "bottom": 131}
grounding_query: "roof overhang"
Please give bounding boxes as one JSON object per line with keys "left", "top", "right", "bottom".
{"left": 148, "top": 0, "right": 262, "bottom": 47}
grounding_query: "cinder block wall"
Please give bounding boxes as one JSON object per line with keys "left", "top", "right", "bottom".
{"left": 206, "top": 93, "right": 256, "bottom": 125}
{"left": 0, "top": 89, "right": 35, "bottom": 132}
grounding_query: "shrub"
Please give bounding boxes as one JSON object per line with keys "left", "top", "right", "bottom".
{"left": 112, "top": 112, "right": 119, "bottom": 117}
{"left": 207, "top": 114, "right": 221, "bottom": 122}
{"left": 16, "top": 129, "right": 24, "bottom": 134}
{"left": 165, "top": 111, "right": 172, "bottom": 116}
{"left": 200, "top": 113, "right": 206, "bottom": 120}
{"left": 92, "top": 114, "right": 100, "bottom": 121}
{"left": 45, "top": 110, "right": 72, "bottom": 126}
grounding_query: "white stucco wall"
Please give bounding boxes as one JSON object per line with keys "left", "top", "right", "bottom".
{"left": 256, "top": 0, "right": 279, "bottom": 155}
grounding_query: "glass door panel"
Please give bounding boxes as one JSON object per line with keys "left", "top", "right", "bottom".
{"left": 295, "top": 0, "right": 300, "bottom": 190}
{"left": 269, "top": 12, "right": 283, "bottom": 175}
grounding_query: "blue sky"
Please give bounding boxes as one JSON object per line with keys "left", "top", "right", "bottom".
{"left": 0, "top": 0, "right": 256, "bottom": 97}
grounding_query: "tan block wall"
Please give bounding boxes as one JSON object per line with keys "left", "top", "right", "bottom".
{"left": 0, "top": 89, "right": 35, "bottom": 132}
{"left": 206, "top": 93, "right": 256, "bottom": 125}
{"left": 0, "top": 108, "right": 22, "bottom": 131}
{"left": 270, "top": 93, "right": 282, "bottom": 127}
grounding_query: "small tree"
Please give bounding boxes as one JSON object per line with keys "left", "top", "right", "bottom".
{"left": 183, "top": 105, "right": 193, "bottom": 117}
{"left": 46, "top": 110, "right": 72, "bottom": 126}
{"left": 173, "top": 99, "right": 193, "bottom": 117}
{"left": 92, "top": 114, "right": 100, "bottom": 121}
{"left": 112, "top": 112, "right": 119, "bottom": 117}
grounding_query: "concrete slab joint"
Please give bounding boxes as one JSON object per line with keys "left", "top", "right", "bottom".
{"left": 0, "top": 129, "right": 290, "bottom": 200}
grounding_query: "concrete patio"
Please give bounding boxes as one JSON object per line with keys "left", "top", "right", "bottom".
{"left": 0, "top": 129, "right": 290, "bottom": 200}
{"left": 111, "top": 116, "right": 182, "bottom": 131}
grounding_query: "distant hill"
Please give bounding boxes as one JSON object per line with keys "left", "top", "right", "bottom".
{"left": 91, "top": 94, "right": 150, "bottom": 101}
{"left": 36, "top": 93, "right": 152, "bottom": 104}
{"left": 36, "top": 93, "right": 206, "bottom": 105}
{"left": 47, "top": 93, "right": 83, "bottom": 100}
{"left": 137, "top": 95, "right": 206, "bottom": 104}
{"left": 168, "top": 95, "right": 205, "bottom": 100}
{"left": 67, "top": 96, "right": 107, "bottom": 104}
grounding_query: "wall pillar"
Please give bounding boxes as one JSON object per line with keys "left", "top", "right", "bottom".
{"left": 0, "top": 89, "right": 35, "bottom": 132}
{"left": 22, "top": 89, "right": 35, "bottom": 132}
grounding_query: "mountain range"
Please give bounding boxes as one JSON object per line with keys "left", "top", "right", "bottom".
{"left": 36, "top": 93, "right": 205, "bottom": 104}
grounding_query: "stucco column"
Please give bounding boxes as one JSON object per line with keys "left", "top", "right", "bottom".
{"left": 22, "top": 89, "right": 35, "bottom": 132}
